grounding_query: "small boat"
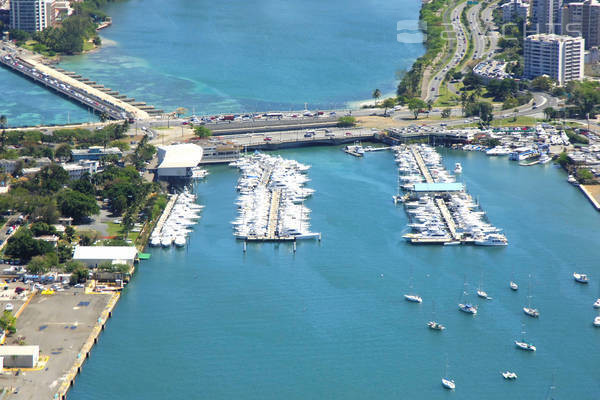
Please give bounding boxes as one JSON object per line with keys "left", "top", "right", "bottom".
{"left": 523, "top": 275, "right": 539, "bottom": 318}
{"left": 594, "top": 316, "right": 600, "bottom": 327}
{"left": 502, "top": 371, "right": 518, "bottom": 380}
{"left": 510, "top": 281, "right": 519, "bottom": 291}
{"left": 149, "top": 236, "right": 161, "bottom": 247}
{"left": 515, "top": 323, "right": 536, "bottom": 351}
{"left": 443, "top": 241, "right": 461, "bottom": 246}
{"left": 160, "top": 236, "right": 173, "bottom": 247}
{"left": 428, "top": 321, "right": 445, "bottom": 330}
{"left": 539, "top": 154, "right": 552, "bottom": 164}
{"left": 442, "top": 357, "right": 455, "bottom": 390}
{"left": 404, "top": 294, "right": 422, "bottom": 303}
{"left": 442, "top": 378, "right": 456, "bottom": 390}
{"left": 573, "top": 273, "right": 589, "bottom": 283}
{"left": 515, "top": 340, "right": 536, "bottom": 351}
{"left": 458, "top": 303, "right": 477, "bottom": 315}
{"left": 594, "top": 298, "right": 600, "bottom": 308}
{"left": 567, "top": 174, "right": 578, "bottom": 185}
{"left": 523, "top": 307, "right": 540, "bottom": 318}
{"left": 454, "top": 162, "right": 462, "bottom": 174}
{"left": 477, "top": 290, "right": 491, "bottom": 300}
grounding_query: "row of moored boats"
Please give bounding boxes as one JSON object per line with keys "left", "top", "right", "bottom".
{"left": 230, "top": 153, "right": 320, "bottom": 240}
{"left": 150, "top": 190, "right": 204, "bottom": 248}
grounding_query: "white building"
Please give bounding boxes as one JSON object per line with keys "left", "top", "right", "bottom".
{"left": 523, "top": 34, "right": 584, "bottom": 84}
{"left": 72, "top": 246, "right": 138, "bottom": 267}
{"left": 61, "top": 160, "right": 99, "bottom": 180}
{"left": 156, "top": 143, "right": 203, "bottom": 178}
{"left": 502, "top": 0, "right": 529, "bottom": 22}
{"left": 0, "top": 345, "right": 39, "bottom": 368}
{"left": 9, "top": 0, "right": 54, "bottom": 32}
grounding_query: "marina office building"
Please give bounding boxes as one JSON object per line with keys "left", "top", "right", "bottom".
{"left": 156, "top": 143, "right": 204, "bottom": 179}
{"left": 9, "top": 0, "right": 55, "bottom": 32}
{"left": 523, "top": 33, "right": 584, "bottom": 84}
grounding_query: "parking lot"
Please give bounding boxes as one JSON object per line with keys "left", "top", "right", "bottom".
{"left": 4, "top": 291, "right": 112, "bottom": 400}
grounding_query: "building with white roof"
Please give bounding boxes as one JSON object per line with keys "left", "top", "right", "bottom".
{"left": 0, "top": 345, "right": 39, "bottom": 368}
{"left": 156, "top": 143, "right": 203, "bottom": 178}
{"left": 72, "top": 246, "right": 138, "bottom": 267}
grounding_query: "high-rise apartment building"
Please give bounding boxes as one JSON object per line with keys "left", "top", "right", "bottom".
{"left": 523, "top": 34, "right": 585, "bottom": 84}
{"left": 502, "top": 0, "right": 530, "bottom": 22}
{"left": 561, "top": 0, "right": 600, "bottom": 49}
{"left": 531, "top": 0, "right": 563, "bottom": 33}
{"left": 9, "top": 0, "right": 55, "bottom": 32}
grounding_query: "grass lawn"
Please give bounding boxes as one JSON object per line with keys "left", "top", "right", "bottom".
{"left": 453, "top": 116, "right": 542, "bottom": 128}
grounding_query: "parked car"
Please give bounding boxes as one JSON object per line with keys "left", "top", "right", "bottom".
{"left": 4, "top": 303, "right": 13, "bottom": 311}
{"left": 264, "top": 137, "right": 272, "bottom": 142}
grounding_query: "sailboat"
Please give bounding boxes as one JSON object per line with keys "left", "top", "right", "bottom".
{"left": 515, "top": 322, "right": 536, "bottom": 351}
{"left": 477, "top": 272, "right": 492, "bottom": 300}
{"left": 594, "top": 283, "right": 600, "bottom": 308}
{"left": 428, "top": 301, "right": 446, "bottom": 331}
{"left": 404, "top": 269, "right": 422, "bottom": 303}
{"left": 523, "top": 274, "right": 540, "bottom": 318}
{"left": 441, "top": 357, "right": 456, "bottom": 390}
{"left": 509, "top": 271, "right": 518, "bottom": 291}
{"left": 458, "top": 279, "right": 478, "bottom": 315}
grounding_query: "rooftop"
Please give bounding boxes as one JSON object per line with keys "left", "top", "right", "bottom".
{"left": 412, "top": 183, "right": 465, "bottom": 192}
{"left": 0, "top": 345, "right": 39, "bottom": 356}
{"left": 157, "top": 143, "right": 203, "bottom": 169}
{"left": 73, "top": 246, "right": 138, "bottom": 261}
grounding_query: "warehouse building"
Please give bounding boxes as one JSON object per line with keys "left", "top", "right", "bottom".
{"left": 72, "top": 246, "right": 138, "bottom": 267}
{"left": 0, "top": 345, "right": 39, "bottom": 368}
{"left": 156, "top": 143, "right": 203, "bottom": 179}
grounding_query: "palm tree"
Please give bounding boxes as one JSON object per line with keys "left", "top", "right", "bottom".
{"left": 543, "top": 106, "right": 555, "bottom": 121}
{"left": 0, "top": 115, "right": 7, "bottom": 151}
{"left": 0, "top": 115, "right": 6, "bottom": 129}
{"left": 372, "top": 89, "right": 382, "bottom": 105}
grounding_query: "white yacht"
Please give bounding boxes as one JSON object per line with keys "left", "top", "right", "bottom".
{"left": 149, "top": 236, "right": 161, "bottom": 247}
{"left": 594, "top": 316, "right": 600, "bottom": 327}
{"left": 404, "top": 294, "right": 422, "bottom": 303}
{"left": 593, "top": 298, "right": 600, "bottom": 308}
{"left": 567, "top": 175, "right": 578, "bottom": 185}
{"left": 515, "top": 340, "right": 536, "bottom": 351}
{"left": 523, "top": 307, "right": 540, "bottom": 318}
{"left": 502, "top": 371, "right": 518, "bottom": 380}
{"left": 160, "top": 236, "right": 173, "bottom": 247}
{"left": 510, "top": 281, "right": 519, "bottom": 291}
{"left": 428, "top": 321, "right": 445, "bottom": 330}
{"left": 174, "top": 236, "right": 186, "bottom": 247}
{"left": 454, "top": 162, "right": 462, "bottom": 174}
{"left": 441, "top": 378, "right": 455, "bottom": 390}
{"left": 477, "top": 289, "right": 491, "bottom": 300}
{"left": 474, "top": 233, "right": 508, "bottom": 246}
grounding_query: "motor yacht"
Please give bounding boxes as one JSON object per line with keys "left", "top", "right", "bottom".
{"left": 523, "top": 307, "right": 540, "bottom": 318}
{"left": 454, "top": 162, "right": 462, "bottom": 174}
{"left": 428, "top": 321, "right": 445, "bottom": 330}
{"left": 593, "top": 298, "right": 600, "bottom": 308}
{"left": 174, "top": 236, "right": 186, "bottom": 247}
{"left": 502, "top": 371, "right": 518, "bottom": 379}
{"left": 458, "top": 303, "right": 477, "bottom": 315}
{"left": 510, "top": 281, "right": 519, "bottom": 291}
{"left": 594, "top": 316, "right": 600, "bottom": 327}
{"left": 441, "top": 379, "right": 455, "bottom": 390}
{"left": 515, "top": 341, "right": 536, "bottom": 351}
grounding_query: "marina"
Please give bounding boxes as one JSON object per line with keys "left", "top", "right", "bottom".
{"left": 394, "top": 144, "right": 506, "bottom": 246}
{"left": 149, "top": 190, "right": 204, "bottom": 248}
{"left": 230, "top": 153, "right": 320, "bottom": 242}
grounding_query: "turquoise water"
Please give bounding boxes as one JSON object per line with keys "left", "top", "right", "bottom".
{"left": 69, "top": 147, "right": 600, "bottom": 399}
{"left": 1, "top": 0, "right": 423, "bottom": 126}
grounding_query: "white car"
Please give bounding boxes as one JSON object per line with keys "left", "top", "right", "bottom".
{"left": 5, "top": 303, "right": 13, "bottom": 311}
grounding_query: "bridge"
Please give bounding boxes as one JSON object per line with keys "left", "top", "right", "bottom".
{"left": 0, "top": 50, "right": 156, "bottom": 120}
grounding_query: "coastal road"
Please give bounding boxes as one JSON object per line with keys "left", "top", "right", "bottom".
{"left": 426, "top": 1, "right": 468, "bottom": 101}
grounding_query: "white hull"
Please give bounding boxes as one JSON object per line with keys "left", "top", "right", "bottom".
{"left": 515, "top": 341, "right": 536, "bottom": 351}
{"left": 441, "top": 379, "right": 455, "bottom": 390}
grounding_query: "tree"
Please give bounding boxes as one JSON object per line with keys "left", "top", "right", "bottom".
{"left": 70, "top": 265, "right": 89, "bottom": 285}
{"left": 543, "top": 107, "right": 556, "bottom": 121}
{"left": 193, "top": 125, "right": 212, "bottom": 138}
{"left": 55, "top": 143, "right": 72, "bottom": 162}
{"left": 0, "top": 311, "right": 16, "bottom": 334}
{"left": 5, "top": 229, "right": 55, "bottom": 261}
{"left": 0, "top": 115, "right": 6, "bottom": 129}
{"left": 426, "top": 99, "right": 434, "bottom": 115}
{"left": 110, "top": 194, "right": 127, "bottom": 216}
{"left": 530, "top": 76, "right": 554, "bottom": 92}
{"left": 372, "top": 89, "right": 382, "bottom": 105}
{"left": 57, "top": 189, "right": 100, "bottom": 223}
{"left": 99, "top": 112, "right": 110, "bottom": 122}
{"left": 407, "top": 98, "right": 427, "bottom": 119}
{"left": 441, "top": 109, "right": 451, "bottom": 118}
{"left": 382, "top": 98, "right": 397, "bottom": 116}
{"left": 26, "top": 255, "right": 50, "bottom": 275}
{"left": 337, "top": 116, "right": 356, "bottom": 127}
{"left": 65, "top": 225, "right": 76, "bottom": 242}
{"left": 175, "top": 107, "right": 188, "bottom": 117}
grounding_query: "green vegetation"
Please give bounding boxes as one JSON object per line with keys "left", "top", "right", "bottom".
{"left": 556, "top": 152, "right": 571, "bottom": 167}
{"left": 0, "top": 311, "right": 17, "bottom": 335}
{"left": 337, "top": 116, "right": 357, "bottom": 127}
{"left": 194, "top": 125, "right": 212, "bottom": 138}
{"left": 407, "top": 98, "right": 427, "bottom": 119}
{"left": 565, "top": 129, "right": 589, "bottom": 145}
{"left": 10, "top": 0, "right": 115, "bottom": 55}
{"left": 397, "top": 0, "right": 448, "bottom": 99}
{"left": 97, "top": 261, "right": 129, "bottom": 274}
{"left": 576, "top": 168, "right": 595, "bottom": 184}
{"left": 565, "top": 81, "right": 600, "bottom": 118}
{"left": 5, "top": 228, "right": 55, "bottom": 261}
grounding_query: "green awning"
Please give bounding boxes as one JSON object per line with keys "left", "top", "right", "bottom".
{"left": 138, "top": 253, "right": 151, "bottom": 260}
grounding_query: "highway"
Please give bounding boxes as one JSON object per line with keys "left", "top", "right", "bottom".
{"left": 426, "top": 1, "right": 468, "bottom": 100}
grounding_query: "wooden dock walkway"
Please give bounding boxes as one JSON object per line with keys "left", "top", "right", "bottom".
{"left": 410, "top": 147, "right": 434, "bottom": 183}
{"left": 266, "top": 189, "right": 281, "bottom": 239}
{"left": 435, "top": 198, "right": 460, "bottom": 240}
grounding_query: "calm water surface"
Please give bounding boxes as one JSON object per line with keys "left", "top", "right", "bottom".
{"left": 69, "top": 148, "right": 600, "bottom": 399}
{"left": 1, "top": 0, "right": 422, "bottom": 126}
